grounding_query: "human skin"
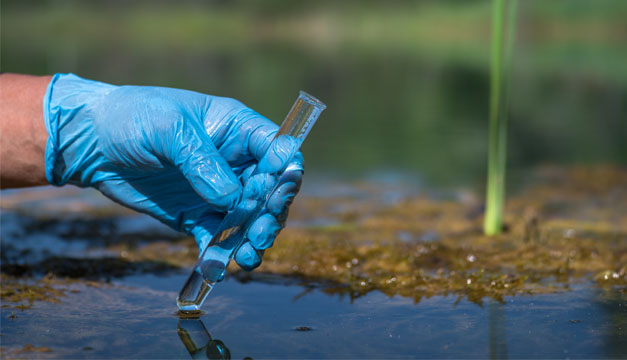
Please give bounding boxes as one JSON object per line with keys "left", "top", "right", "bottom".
{"left": 0, "top": 73, "right": 52, "bottom": 188}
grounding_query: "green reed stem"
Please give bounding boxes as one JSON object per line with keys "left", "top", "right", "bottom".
{"left": 484, "top": 0, "right": 518, "bottom": 236}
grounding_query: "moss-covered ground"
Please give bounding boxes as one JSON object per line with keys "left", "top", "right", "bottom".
{"left": 1, "top": 166, "right": 625, "bottom": 310}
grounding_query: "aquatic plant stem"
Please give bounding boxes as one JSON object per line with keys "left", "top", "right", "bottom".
{"left": 484, "top": 0, "right": 517, "bottom": 236}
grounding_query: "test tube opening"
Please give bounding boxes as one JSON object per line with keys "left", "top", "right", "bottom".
{"left": 277, "top": 91, "right": 326, "bottom": 141}
{"left": 298, "top": 91, "right": 327, "bottom": 110}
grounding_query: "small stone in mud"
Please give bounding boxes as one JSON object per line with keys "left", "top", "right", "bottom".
{"left": 293, "top": 326, "right": 314, "bottom": 332}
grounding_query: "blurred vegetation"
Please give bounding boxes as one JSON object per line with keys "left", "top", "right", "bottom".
{"left": 484, "top": 0, "right": 517, "bottom": 235}
{"left": 2, "top": 0, "right": 626, "bottom": 187}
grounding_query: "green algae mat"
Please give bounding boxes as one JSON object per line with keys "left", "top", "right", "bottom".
{"left": 2, "top": 166, "right": 625, "bottom": 310}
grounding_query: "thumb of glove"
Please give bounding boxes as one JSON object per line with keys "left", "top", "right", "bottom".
{"left": 172, "top": 121, "right": 242, "bottom": 211}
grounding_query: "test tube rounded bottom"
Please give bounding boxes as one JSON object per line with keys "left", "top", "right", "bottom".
{"left": 177, "top": 260, "right": 226, "bottom": 311}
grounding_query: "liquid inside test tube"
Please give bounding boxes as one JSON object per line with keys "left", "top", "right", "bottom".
{"left": 177, "top": 261, "right": 224, "bottom": 311}
{"left": 178, "top": 248, "right": 231, "bottom": 311}
{"left": 176, "top": 91, "right": 326, "bottom": 312}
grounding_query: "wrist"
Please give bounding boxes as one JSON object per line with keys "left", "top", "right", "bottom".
{"left": 0, "top": 73, "right": 52, "bottom": 188}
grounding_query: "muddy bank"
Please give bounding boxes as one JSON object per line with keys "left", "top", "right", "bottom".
{"left": 1, "top": 166, "right": 625, "bottom": 310}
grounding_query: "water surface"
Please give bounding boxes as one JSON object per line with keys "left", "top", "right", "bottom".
{"left": 1, "top": 273, "right": 625, "bottom": 359}
{"left": 1, "top": 182, "right": 625, "bottom": 359}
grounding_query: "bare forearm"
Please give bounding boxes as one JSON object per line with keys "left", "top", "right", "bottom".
{"left": 0, "top": 73, "right": 52, "bottom": 188}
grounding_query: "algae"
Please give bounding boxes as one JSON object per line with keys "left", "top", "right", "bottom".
{"left": 14, "top": 344, "right": 53, "bottom": 353}
{"left": 0, "top": 343, "right": 54, "bottom": 359}
{"left": 1, "top": 166, "right": 625, "bottom": 308}
{"left": 1, "top": 274, "right": 69, "bottom": 311}
{"left": 250, "top": 166, "right": 627, "bottom": 304}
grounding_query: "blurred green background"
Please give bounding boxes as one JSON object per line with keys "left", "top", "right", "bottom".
{"left": 2, "top": 0, "right": 626, "bottom": 189}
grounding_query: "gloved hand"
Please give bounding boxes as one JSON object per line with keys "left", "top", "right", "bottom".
{"left": 44, "top": 73, "right": 303, "bottom": 272}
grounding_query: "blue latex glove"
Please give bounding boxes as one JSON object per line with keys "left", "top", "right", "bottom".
{"left": 43, "top": 73, "right": 303, "bottom": 272}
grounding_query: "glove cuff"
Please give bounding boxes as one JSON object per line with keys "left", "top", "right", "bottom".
{"left": 42, "top": 74, "right": 61, "bottom": 186}
{"left": 43, "top": 73, "right": 115, "bottom": 186}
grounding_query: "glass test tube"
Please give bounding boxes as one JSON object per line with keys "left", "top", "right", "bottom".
{"left": 177, "top": 91, "right": 326, "bottom": 312}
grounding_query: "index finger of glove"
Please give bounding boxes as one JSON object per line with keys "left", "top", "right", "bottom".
{"left": 240, "top": 115, "right": 303, "bottom": 174}
{"left": 265, "top": 163, "right": 303, "bottom": 217}
{"left": 256, "top": 135, "right": 302, "bottom": 175}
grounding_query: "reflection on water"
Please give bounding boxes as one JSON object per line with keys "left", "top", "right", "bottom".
{"left": 489, "top": 301, "right": 508, "bottom": 360}
{"left": 177, "top": 319, "right": 230, "bottom": 360}
{"left": 2, "top": 274, "right": 624, "bottom": 359}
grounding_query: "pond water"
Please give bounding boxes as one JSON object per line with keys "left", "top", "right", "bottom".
{"left": 1, "top": 182, "right": 625, "bottom": 359}
{"left": 1, "top": 273, "right": 625, "bottom": 359}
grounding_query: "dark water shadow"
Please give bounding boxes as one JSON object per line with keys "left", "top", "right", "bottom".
{"left": 1, "top": 255, "right": 179, "bottom": 280}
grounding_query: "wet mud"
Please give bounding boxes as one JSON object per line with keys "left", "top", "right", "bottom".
{"left": 1, "top": 166, "right": 625, "bottom": 310}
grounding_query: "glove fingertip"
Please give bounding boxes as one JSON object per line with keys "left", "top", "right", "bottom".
{"left": 248, "top": 213, "right": 281, "bottom": 250}
{"left": 287, "top": 152, "right": 305, "bottom": 173}
{"left": 267, "top": 181, "right": 299, "bottom": 216}
{"left": 234, "top": 242, "right": 264, "bottom": 271}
